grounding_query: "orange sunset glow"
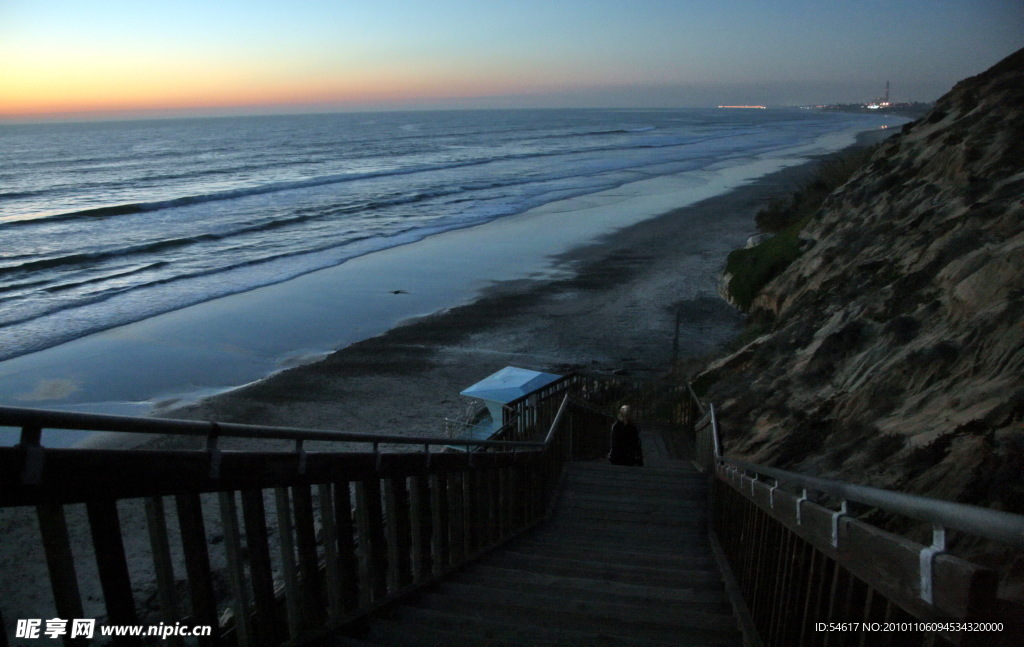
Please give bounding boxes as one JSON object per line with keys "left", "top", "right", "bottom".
{"left": 0, "top": 0, "right": 1020, "bottom": 119}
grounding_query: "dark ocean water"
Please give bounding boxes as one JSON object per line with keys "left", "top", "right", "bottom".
{"left": 0, "top": 108, "right": 894, "bottom": 361}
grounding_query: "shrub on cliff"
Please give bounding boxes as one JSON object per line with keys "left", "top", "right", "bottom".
{"left": 729, "top": 143, "right": 879, "bottom": 312}
{"left": 724, "top": 224, "right": 803, "bottom": 312}
{"left": 755, "top": 144, "right": 877, "bottom": 233}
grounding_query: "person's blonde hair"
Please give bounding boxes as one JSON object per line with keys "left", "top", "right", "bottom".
{"left": 618, "top": 405, "right": 632, "bottom": 422}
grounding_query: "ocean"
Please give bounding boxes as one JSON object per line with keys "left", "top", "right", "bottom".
{"left": 0, "top": 108, "right": 896, "bottom": 365}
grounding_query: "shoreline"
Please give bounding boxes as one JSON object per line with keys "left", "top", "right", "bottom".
{"left": 151, "top": 137, "right": 888, "bottom": 449}
{"left": 0, "top": 131, "right": 893, "bottom": 625}
{"left": 0, "top": 126, "right": 898, "bottom": 451}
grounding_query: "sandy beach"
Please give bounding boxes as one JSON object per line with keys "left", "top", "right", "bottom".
{"left": 152, "top": 155, "right": 844, "bottom": 447}
{"left": 0, "top": 136, "right": 892, "bottom": 628}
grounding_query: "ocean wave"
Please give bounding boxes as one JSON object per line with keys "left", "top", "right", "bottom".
{"left": 0, "top": 186, "right": 489, "bottom": 284}
{"left": 42, "top": 262, "right": 169, "bottom": 293}
{"left": 0, "top": 190, "right": 41, "bottom": 200}
{"left": 0, "top": 235, "right": 219, "bottom": 277}
{"left": 3, "top": 164, "right": 484, "bottom": 226}
{"left": 0, "top": 276, "right": 54, "bottom": 295}
{"left": 5, "top": 137, "right": 706, "bottom": 227}
{"left": 0, "top": 110, "right": 900, "bottom": 364}
{"left": 532, "top": 126, "right": 658, "bottom": 141}
{"left": 0, "top": 232, "right": 387, "bottom": 332}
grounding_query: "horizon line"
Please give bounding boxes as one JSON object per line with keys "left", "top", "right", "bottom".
{"left": 0, "top": 102, "right": 864, "bottom": 125}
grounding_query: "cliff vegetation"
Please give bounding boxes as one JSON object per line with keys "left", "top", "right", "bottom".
{"left": 701, "top": 48, "right": 1024, "bottom": 523}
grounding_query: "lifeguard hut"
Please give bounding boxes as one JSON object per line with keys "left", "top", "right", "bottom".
{"left": 447, "top": 366, "right": 562, "bottom": 443}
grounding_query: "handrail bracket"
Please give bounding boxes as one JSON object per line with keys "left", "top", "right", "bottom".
{"left": 831, "top": 500, "right": 849, "bottom": 547}
{"left": 919, "top": 524, "right": 946, "bottom": 604}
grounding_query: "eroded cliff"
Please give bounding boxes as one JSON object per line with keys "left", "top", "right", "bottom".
{"left": 701, "top": 48, "right": 1024, "bottom": 514}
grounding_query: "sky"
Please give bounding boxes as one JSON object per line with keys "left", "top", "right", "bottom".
{"left": 1, "top": 0, "right": 1021, "bottom": 120}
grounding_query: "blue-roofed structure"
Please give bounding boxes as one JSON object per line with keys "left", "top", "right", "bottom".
{"left": 450, "top": 367, "right": 562, "bottom": 443}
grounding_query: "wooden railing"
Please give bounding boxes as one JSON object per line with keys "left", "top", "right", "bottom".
{"left": 0, "top": 384, "right": 613, "bottom": 647}
{"left": 690, "top": 393, "right": 1024, "bottom": 647}
{"left": 573, "top": 371, "right": 699, "bottom": 429}
{"left": 14, "top": 371, "right": 1013, "bottom": 647}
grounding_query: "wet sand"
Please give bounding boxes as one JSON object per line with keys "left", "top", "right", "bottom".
{"left": 151, "top": 157, "right": 838, "bottom": 450}
{"left": 1, "top": 143, "right": 886, "bottom": 627}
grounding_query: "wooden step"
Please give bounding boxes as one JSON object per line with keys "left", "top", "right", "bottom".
{"left": 372, "top": 604, "right": 657, "bottom": 646}
{"left": 569, "top": 461, "right": 700, "bottom": 476}
{"left": 505, "top": 537, "right": 719, "bottom": 569}
{"left": 318, "top": 461, "right": 742, "bottom": 646}
{"left": 563, "top": 469, "right": 706, "bottom": 487}
{"left": 533, "top": 522, "right": 709, "bottom": 545}
{"left": 548, "top": 507, "right": 708, "bottom": 527}
{"left": 372, "top": 604, "right": 737, "bottom": 647}
{"left": 407, "top": 589, "right": 741, "bottom": 642}
{"left": 458, "top": 563, "right": 727, "bottom": 598}
{"left": 482, "top": 550, "right": 725, "bottom": 589}
{"left": 436, "top": 579, "right": 734, "bottom": 616}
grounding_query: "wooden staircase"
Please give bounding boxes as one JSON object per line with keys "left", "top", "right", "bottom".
{"left": 322, "top": 438, "right": 743, "bottom": 647}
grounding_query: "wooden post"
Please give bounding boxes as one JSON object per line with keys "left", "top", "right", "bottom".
{"left": 331, "top": 481, "right": 360, "bottom": 615}
{"left": 274, "top": 487, "right": 303, "bottom": 639}
{"left": 846, "top": 577, "right": 869, "bottom": 644}
{"left": 143, "top": 497, "right": 182, "bottom": 647}
{"left": 498, "top": 467, "right": 509, "bottom": 538}
{"left": 241, "top": 489, "right": 282, "bottom": 647}
{"left": 359, "top": 477, "right": 388, "bottom": 601}
{"left": 798, "top": 547, "right": 823, "bottom": 647}
{"left": 174, "top": 493, "right": 218, "bottom": 646}
{"left": 462, "top": 470, "right": 474, "bottom": 559}
{"left": 218, "top": 491, "right": 253, "bottom": 647}
{"left": 214, "top": 493, "right": 249, "bottom": 642}
{"left": 383, "top": 478, "right": 413, "bottom": 592}
{"left": 394, "top": 477, "right": 413, "bottom": 589}
{"left": 317, "top": 483, "right": 343, "bottom": 622}
{"left": 448, "top": 472, "right": 465, "bottom": 565}
{"left": 36, "top": 504, "right": 85, "bottom": 635}
{"left": 768, "top": 523, "right": 792, "bottom": 646}
{"left": 407, "top": 476, "right": 422, "bottom": 580}
{"left": 739, "top": 491, "right": 759, "bottom": 597}
{"left": 409, "top": 475, "right": 433, "bottom": 580}
{"left": 431, "top": 472, "right": 450, "bottom": 572}
{"left": 382, "top": 477, "right": 397, "bottom": 593}
{"left": 292, "top": 484, "right": 325, "bottom": 625}
{"left": 464, "top": 469, "right": 478, "bottom": 555}
{"left": 752, "top": 502, "right": 769, "bottom": 639}
{"left": 512, "top": 464, "right": 525, "bottom": 530}
{"left": 485, "top": 466, "right": 497, "bottom": 547}
{"left": 86, "top": 500, "right": 140, "bottom": 646}
{"left": 782, "top": 535, "right": 812, "bottom": 647}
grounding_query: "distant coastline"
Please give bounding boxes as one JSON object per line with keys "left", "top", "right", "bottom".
{"left": 815, "top": 102, "right": 932, "bottom": 119}
{"left": 0, "top": 110, "right": 904, "bottom": 436}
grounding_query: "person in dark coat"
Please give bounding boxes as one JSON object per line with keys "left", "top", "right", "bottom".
{"left": 608, "top": 405, "right": 643, "bottom": 466}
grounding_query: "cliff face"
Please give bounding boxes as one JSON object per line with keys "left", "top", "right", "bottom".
{"left": 702, "top": 48, "right": 1024, "bottom": 513}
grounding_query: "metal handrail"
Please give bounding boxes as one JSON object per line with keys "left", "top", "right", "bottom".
{"left": 684, "top": 384, "right": 1024, "bottom": 548}
{"left": 542, "top": 394, "right": 572, "bottom": 446}
{"left": 0, "top": 405, "right": 544, "bottom": 450}
{"left": 720, "top": 456, "right": 1024, "bottom": 547}
{"left": 709, "top": 402, "right": 721, "bottom": 458}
